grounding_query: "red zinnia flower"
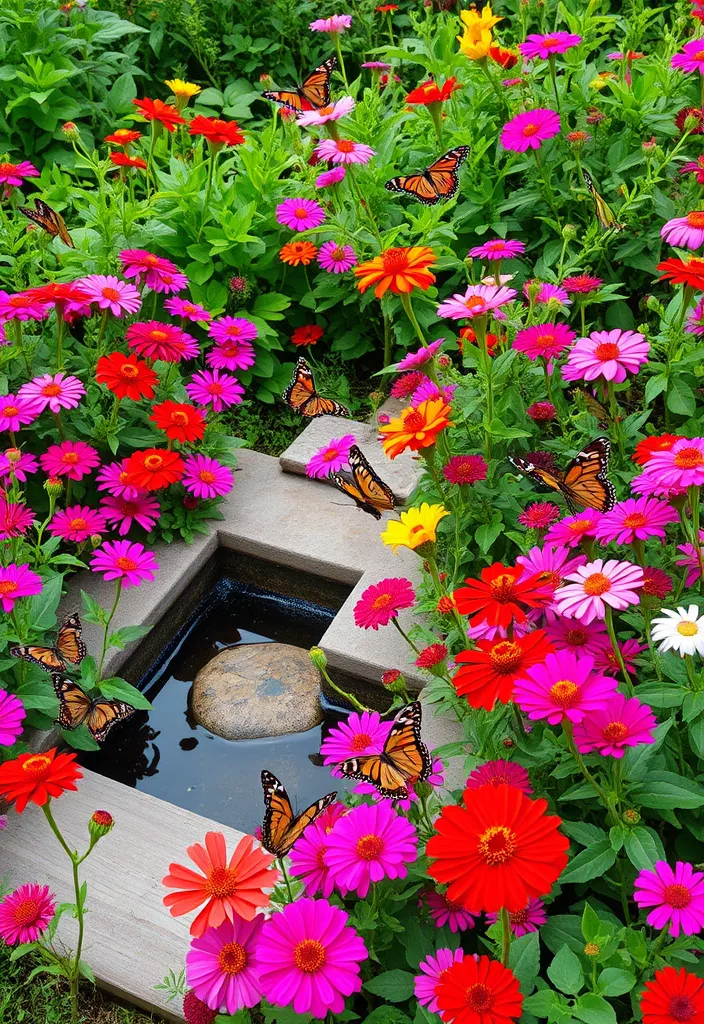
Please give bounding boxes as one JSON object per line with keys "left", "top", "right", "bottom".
{"left": 150, "top": 401, "right": 206, "bottom": 443}
{"left": 415, "top": 643, "right": 448, "bottom": 669}
{"left": 132, "top": 97, "right": 186, "bottom": 132}
{"left": 292, "top": 324, "right": 324, "bottom": 347}
{"left": 427, "top": 784, "right": 569, "bottom": 913}
{"left": 675, "top": 106, "right": 704, "bottom": 135}
{"left": 110, "top": 152, "right": 147, "bottom": 170}
{"left": 489, "top": 45, "right": 519, "bottom": 69}
{"left": 188, "top": 115, "right": 245, "bottom": 147}
{"left": 658, "top": 257, "right": 704, "bottom": 290}
{"left": 435, "top": 955, "right": 523, "bottom": 1024}
{"left": 105, "top": 128, "right": 142, "bottom": 146}
{"left": 453, "top": 563, "right": 555, "bottom": 628}
{"left": 0, "top": 749, "right": 82, "bottom": 813}
{"left": 405, "top": 77, "right": 461, "bottom": 105}
{"left": 642, "top": 566, "right": 673, "bottom": 600}
{"left": 26, "top": 281, "right": 90, "bottom": 318}
{"left": 96, "top": 352, "right": 158, "bottom": 401}
{"left": 453, "top": 631, "right": 555, "bottom": 711}
{"left": 125, "top": 448, "right": 185, "bottom": 491}
{"left": 632, "top": 434, "right": 683, "bottom": 465}
{"left": 459, "top": 326, "right": 499, "bottom": 355}
{"left": 640, "top": 966, "right": 704, "bottom": 1024}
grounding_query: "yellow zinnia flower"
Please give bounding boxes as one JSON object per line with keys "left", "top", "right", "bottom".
{"left": 381, "top": 503, "right": 450, "bottom": 553}
{"left": 460, "top": 3, "right": 502, "bottom": 34}
{"left": 165, "top": 79, "right": 202, "bottom": 110}
{"left": 458, "top": 3, "right": 501, "bottom": 60}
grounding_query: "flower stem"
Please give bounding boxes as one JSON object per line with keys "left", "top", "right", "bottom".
{"left": 500, "top": 907, "right": 512, "bottom": 966}
{"left": 605, "top": 605, "right": 633, "bottom": 692}
{"left": 474, "top": 315, "right": 493, "bottom": 462}
{"left": 56, "top": 316, "right": 65, "bottom": 371}
{"left": 43, "top": 803, "right": 84, "bottom": 1024}
{"left": 399, "top": 292, "right": 426, "bottom": 345}
{"left": 391, "top": 614, "right": 421, "bottom": 655}
{"left": 199, "top": 147, "right": 217, "bottom": 243}
{"left": 606, "top": 380, "right": 626, "bottom": 462}
{"left": 97, "top": 580, "right": 122, "bottom": 681}
{"left": 318, "top": 661, "right": 370, "bottom": 712}
{"left": 278, "top": 856, "right": 294, "bottom": 903}
{"left": 562, "top": 719, "right": 614, "bottom": 822}
{"left": 333, "top": 33, "right": 349, "bottom": 90}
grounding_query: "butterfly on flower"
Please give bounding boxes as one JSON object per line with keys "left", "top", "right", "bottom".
{"left": 262, "top": 57, "right": 337, "bottom": 112}
{"left": 19, "top": 197, "right": 74, "bottom": 247}
{"left": 52, "top": 675, "right": 136, "bottom": 743}
{"left": 11, "top": 613, "right": 86, "bottom": 673}
{"left": 332, "top": 445, "right": 397, "bottom": 520}
{"left": 337, "top": 701, "right": 432, "bottom": 799}
{"left": 385, "top": 147, "right": 470, "bottom": 206}
{"left": 510, "top": 437, "right": 616, "bottom": 513}
{"left": 260, "top": 771, "right": 337, "bottom": 857}
{"left": 283, "top": 356, "right": 350, "bottom": 417}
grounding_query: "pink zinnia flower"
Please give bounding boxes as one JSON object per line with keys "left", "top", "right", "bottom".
{"left": 662, "top": 212, "right": 704, "bottom": 250}
{"left": 469, "top": 238, "right": 525, "bottom": 260}
{"left": 40, "top": 440, "right": 99, "bottom": 481}
{"left": 78, "top": 274, "right": 142, "bottom": 316}
{"left": 415, "top": 948, "right": 466, "bottom": 1013}
{"left": 641, "top": 437, "right": 704, "bottom": 489}
{"left": 353, "top": 577, "right": 415, "bottom": 629}
{"left": 411, "top": 379, "right": 456, "bottom": 407}
{"left": 526, "top": 401, "right": 557, "bottom": 421}
{"left": 513, "top": 322, "right": 575, "bottom": 362}
{"left": 513, "top": 649, "right": 618, "bottom": 724}
{"left": 182, "top": 454, "right": 234, "bottom": 500}
{"left": 516, "top": 544, "right": 587, "bottom": 602}
{"left": 206, "top": 337, "right": 256, "bottom": 372}
{"left": 672, "top": 40, "right": 704, "bottom": 74}
{"left": 0, "top": 884, "right": 55, "bottom": 945}
{"left": 297, "top": 97, "right": 355, "bottom": 127}
{"left": 186, "top": 915, "right": 263, "bottom": 1013}
{"left": 185, "top": 369, "right": 244, "bottom": 412}
{"left": 0, "top": 393, "right": 38, "bottom": 432}
{"left": 310, "top": 13, "right": 352, "bottom": 31}
{"left": 362, "top": 61, "right": 392, "bottom": 69}
{"left": 276, "top": 198, "right": 326, "bottom": 232}
{"left": 256, "top": 898, "right": 367, "bottom": 1018}
{"left": 422, "top": 890, "right": 478, "bottom": 932}
{"left": 289, "top": 817, "right": 342, "bottom": 898}
{"left": 437, "top": 284, "right": 516, "bottom": 320}
{"left": 544, "top": 615, "right": 609, "bottom": 656}
{"left": 18, "top": 372, "right": 85, "bottom": 414}
{"left": 315, "top": 139, "right": 375, "bottom": 164}
{"left": 442, "top": 454, "right": 487, "bottom": 485}
{"left": 49, "top": 504, "right": 108, "bottom": 542}
{"left": 573, "top": 692, "right": 656, "bottom": 758}
{"left": 318, "top": 241, "right": 357, "bottom": 273}
{"left": 486, "top": 898, "right": 547, "bottom": 936}
{"left": 562, "top": 275, "right": 603, "bottom": 294}
{"left": 126, "top": 321, "right": 199, "bottom": 362}
{"left": 100, "top": 494, "right": 160, "bottom": 535}
{"left": 520, "top": 32, "right": 581, "bottom": 60}
{"left": 316, "top": 165, "right": 347, "bottom": 188}
{"left": 324, "top": 801, "right": 417, "bottom": 898}
{"left": 528, "top": 281, "right": 571, "bottom": 306}
{"left": 210, "top": 316, "right": 259, "bottom": 344}
{"left": 320, "top": 710, "right": 392, "bottom": 765}
{"left": 634, "top": 862, "right": 704, "bottom": 938}
{"left": 306, "top": 434, "right": 356, "bottom": 479}
{"left": 0, "top": 563, "right": 42, "bottom": 612}
{"left": 544, "top": 509, "right": 603, "bottom": 548}
{"left": 555, "top": 558, "right": 643, "bottom": 624}
{"left": 501, "top": 108, "right": 561, "bottom": 151}
{"left": 677, "top": 532, "right": 704, "bottom": 587}
{"left": 464, "top": 759, "right": 533, "bottom": 795}
{"left": 0, "top": 689, "right": 26, "bottom": 746}
{"left": 90, "top": 539, "right": 158, "bottom": 588}
{"left": 594, "top": 496, "right": 678, "bottom": 546}
{"left": 0, "top": 448, "right": 38, "bottom": 483}
{"left": 0, "top": 496, "right": 33, "bottom": 540}
{"left": 395, "top": 338, "right": 443, "bottom": 371}
{"left": 96, "top": 458, "right": 144, "bottom": 499}
{"left": 391, "top": 371, "right": 428, "bottom": 399}
{"left": 592, "top": 638, "right": 646, "bottom": 676}
{"left": 631, "top": 472, "right": 687, "bottom": 500}
{"left": 164, "top": 297, "right": 212, "bottom": 322}
{"left": 686, "top": 297, "right": 704, "bottom": 335}
{"left": 119, "top": 249, "right": 188, "bottom": 292}
{"left": 518, "top": 502, "right": 561, "bottom": 529}
{"left": 0, "top": 160, "right": 39, "bottom": 187}
{"left": 562, "top": 328, "right": 650, "bottom": 383}
{"left": 0, "top": 290, "right": 50, "bottom": 322}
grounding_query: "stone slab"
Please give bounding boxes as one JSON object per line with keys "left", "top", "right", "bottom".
{"left": 0, "top": 768, "right": 247, "bottom": 1022}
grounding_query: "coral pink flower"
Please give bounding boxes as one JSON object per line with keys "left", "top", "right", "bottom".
{"left": 324, "top": 802, "right": 417, "bottom": 898}
{"left": 186, "top": 915, "right": 263, "bottom": 1013}
{"left": 306, "top": 434, "right": 356, "bottom": 479}
{"left": 520, "top": 32, "right": 581, "bottom": 59}
{"left": 518, "top": 502, "right": 561, "bottom": 529}
{"left": 544, "top": 616, "right": 609, "bottom": 656}
{"left": 49, "top": 504, "right": 108, "bottom": 542}
{"left": 320, "top": 710, "right": 392, "bottom": 765}
{"left": 0, "top": 160, "right": 39, "bottom": 188}
{"left": 353, "top": 577, "right": 416, "bottom": 630}
{"left": 315, "top": 138, "right": 375, "bottom": 164}
{"left": 78, "top": 274, "right": 142, "bottom": 316}
{"left": 469, "top": 238, "right": 525, "bottom": 260}
{"left": 0, "top": 393, "right": 38, "bottom": 432}
{"left": 512, "top": 322, "right": 575, "bottom": 362}
{"left": 562, "top": 329, "right": 650, "bottom": 383}
{"left": 164, "top": 297, "right": 212, "bottom": 322}
{"left": 256, "top": 898, "right": 367, "bottom": 1018}
{"left": 395, "top": 339, "right": 443, "bottom": 371}
{"left": 100, "top": 494, "right": 160, "bottom": 535}
{"left": 0, "top": 496, "right": 33, "bottom": 539}
{"left": 415, "top": 948, "right": 466, "bottom": 1013}
{"left": 0, "top": 448, "right": 38, "bottom": 482}
{"left": 185, "top": 369, "right": 244, "bottom": 412}
{"left": 90, "top": 539, "right": 158, "bottom": 588}
{"left": 0, "top": 290, "right": 50, "bottom": 322}
{"left": 513, "top": 650, "right": 618, "bottom": 724}
{"left": 437, "top": 284, "right": 516, "bottom": 320}
{"left": 0, "top": 563, "right": 42, "bottom": 612}
{"left": 318, "top": 241, "right": 357, "bottom": 273}
{"left": 544, "top": 509, "right": 603, "bottom": 548}
{"left": 662, "top": 212, "right": 704, "bottom": 250}
{"left": 206, "top": 337, "right": 256, "bottom": 372}
{"left": 465, "top": 760, "right": 533, "bottom": 795}
{"left": 18, "top": 372, "right": 85, "bottom": 414}
{"left": 486, "top": 898, "right": 547, "bottom": 936}
{"left": 297, "top": 97, "right": 355, "bottom": 127}
{"left": 501, "top": 108, "right": 560, "bottom": 151}
{"left": 421, "top": 890, "right": 479, "bottom": 932}
{"left": 0, "top": 884, "right": 55, "bottom": 945}
{"left": 119, "top": 249, "right": 188, "bottom": 291}
{"left": 96, "top": 459, "right": 144, "bottom": 500}
{"left": 641, "top": 437, "right": 704, "bottom": 490}
{"left": 182, "top": 454, "right": 234, "bottom": 500}
{"left": 573, "top": 692, "right": 656, "bottom": 758}
{"left": 555, "top": 558, "right": 643, "bottom": 624}
{"left": 310, "top": 13, "right": 352, "bottom": 31}
{"left": 0, "top": 689, "right": 25, "bottom": 746}
{"left": 316, "top": 166, "right": 347, "bottom": 187}
{"left": 40, "top": 440, "right": 99, "bottom": 481}
{"left": 562, "top": 275, "right": 602, "bottom": 293}
{"left": 634, "top": 861, "right": 704, "bottom": 938}
{"left": 672, "top": 40, "right": 704, "bottom": 74}
{"left": 442, "top": 454, "right": 487, "bottom": 485}
{"left": 594, "top": 496, "right": 678, "bottom": 546}
{"left": 127, "top": 321, "right": 199, "bottom": 362}
{"left": 276, "top": 197, "right": 326, "bottom": 231}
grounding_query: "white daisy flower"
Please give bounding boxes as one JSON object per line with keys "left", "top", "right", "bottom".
{"left": 650, "top": 604, "right": 704, "bottom": 657}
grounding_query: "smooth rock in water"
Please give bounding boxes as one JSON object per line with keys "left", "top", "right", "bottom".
{"left": 192, "top": 643, "right": 323, "bottom": 740}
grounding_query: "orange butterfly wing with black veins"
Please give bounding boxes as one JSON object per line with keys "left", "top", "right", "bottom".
{"left": 11, "top": 613, "right": 86, "bottom": 672}
{"left": 19, "top": 198, "right": 74, "bottom": 247}
{"left": 263, "top": 57, "right": 337, "bottom": 111}
{"left": 282, "top": 357, "right": 350, "bottom": 418}
{"left": 331, "top": 445, "right": 397, "bottom": 519}
{"left": 385, "top": 172, "right": 440, "bottom": 205}
{"left": 260, "top": 771, "right": 337, "bottom": 857}
{"left": 385, "top": 146, "right": 469, "bottom": 205}
{"left": 52, "top": 675, "right": 135, "bottom": 743}
{"left": 338, "top": 701, "right": 432, "bottom": 799}
{"left": 511, "top": 437, "right": 615, "bottom": 514}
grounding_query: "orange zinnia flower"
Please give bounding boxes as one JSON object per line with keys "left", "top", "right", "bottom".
{"left": 132, "top": 97, "right": 186, "bottom": 132}
{"left": 379, "top": 399, "right": 452, "bottom": 459}
{"left": 427, "top": 784, "right": 569, "bottom": 913}
{"left": 354, "top": 246, "right": 437, "bottom": 298}
{"left": 489, "top": 45, "right": 519, "bottom": 69}
{"left": 280, "top": 240, "right": 318, "bottom": 266}
{"left": 405, "top": 77, "right": 461, "bottom": 105}
{"left": 150, "top": 400, "right": 206, "bottom": 443}
{"left": 657, "top": 256, "right": 704, "bottom": 290}
{"left": 188, "top": 115, "right": 245, "bottom": 148}
{"left": 125, "top": 448, "right": 185, "bottom": 490}
{"left": 104, "top": 129, "right": 142, "bottom": 147}
{"left": 162, "top": 831, "right": 279, "bottom": 937}
{"left": 0, "top": 749, "right": 82, "bottom": 813}
{"left": 96, "top": 352, "right": 158, "bottom": 401}
{"left": 110, "top": 152, "right": 147, "bottom": 170}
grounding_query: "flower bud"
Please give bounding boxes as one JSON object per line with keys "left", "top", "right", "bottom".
{"left": 642, "top": 136, "right": 657, "bottom": 152}
{"left": 381, "top": 669, "right": 407, "bottom": 694}
{"left": 378, "top": 413, "right": 391, "bottom": 425}
{"left": 584, "top": 942, "right": 600, "bottom": 958}
{"left": 4, "top": 447, "right": 21, "bottom": 464}
{"left": 90, "top": 534, "right": 103, "bottom": 549}
{"left": 502, "top": 737, "right": 515, "bottom": 748}
{"left": 44, "top": 476, "right": 63, "bottom": 497}
{"left": 309, "top": 646, "right": 328, "bottom": 671}
{"left": 437, "top": 354, "right": 452, "bottom": 369}
{"left": 562, "top": 222, "right": 578, "bottom": 241}
{"left": 684, "top": 113, "right": 702, "bottom": 133}
{"left": 525, "top": 280, "right": 541, "bottom": 303}
{"left": 62, "top": 122, "right": 79, "bottom": 139}
{"left": 0, "top": 814, "right": 7, "bottom": 831}
{"left": 183, "top": 494, "right": 199, "bottom": 510}
{"left": 566, "top": 131, "right": 590, "bottom": 150}
{"left": 622, "top": 808, "right": 640, "bottom": 825}
{"left": 436, "top": 595, "right": 455, "bottom": 614}
{"left": 88, "top": 809, "right": 114, "bottom": 843}
{"left": 645, "top": 294, "right": 664, "bottom": 314}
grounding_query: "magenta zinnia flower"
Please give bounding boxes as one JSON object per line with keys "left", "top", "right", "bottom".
{"left": 544, "top": 615, "right": 609, "bottom": 656}
{"left": 100, "top": 494, "right": 160, "bottom": 535}
{"left": 318, "top": 241, "right": 357, "bottom": 273}
{"left": 634, "top": 861, "right": 704, "bottom": 938}
{"left": 127, "top": 321, "right": 199, "bottom": 362}
{"left": 469, "top": 238, "right": 525, "bottom": 260}
{"left": 486, "top": 897, "right": 547, "bottom": 936}
{"left": 513, "top": 322, "right": 575, "bottom": 362}
{"left": 0, "top": 160, "right": 39, "bottom": 187}
{"left": 501, "top": 108, "right": 561, "bottom": 152}
{"left": 289, "top": 814, "right": 345, "bottom": 897}
{"left": 96, "top": 458, "right": 143, "bottom": 499}
{"left": 0, "top": 393, "right": 39, "bottom": 432}
{"left": 0, "top": 689, "right": 26, "bottom": 746}
{"left": 514, "top": 649, "right": 618, "bottom": 724}
{"left": 594, "top": 496, "right": 678, "bottom": 546}
{"left": 0, "top": 883, "right": 55, "bottom": 945}
{"left": 592, "top": 638, "right": 646, "bottom": 676}
{"left": 164, "top": 297, "right": 212, "bottom": 322}
{"left": 687, "top": 298, "right": 704, "bottom": 335}
{"left": 562, "top": 275, "right": 602, "bottom": 294}
{"left": 520, "top": 32, "right": 581, "bottom": 60}
{"left": 306, "top": 434, "right": 356, "bottom": 479}
{"left": 677, "top": 532, "right": 704, "bottom": 587}
{"left": 422, "top": 890, "right": 479, "bottom": 931}
{"left": 186, "top": 915, "right": 263, "bottom": 1013}
{"left": 182, "top": 454, "right": 234, "bottom": 500}
{"left": 315, "top": 138, "right": 375, "bottom": 164}
{"left": 0, "top": 496, "right": 33, "bottom": 540}
{"left": 395, "top": 339, "right": 443, "bottom": 371}
{"left": 562, "top": 329, "right": 650, "bottom": 383}
{"left": 516, "top": 544, "right": 586, "bottom": 604}
{"left": 206, "top": 337, "right": 256, "bottom": 372}
{"left": 672, "top": 40, "right": 704, "bottom": 74}
{"left": 310, "top": 13, "right": 352, "bottom": 32}
{"left": 18, "top": 372, "right": 85, "bottom": 414}
{"left": 49, "top": 504, "right": 108, "bottom": 542}
{"left": 276, "top": 197, "right": 326, "bottom": 232}
{"left": 90, "top": 539, "right": 159, "bottom": 588}
{"left": 0, "top": 563, "right": 42, "bottom": 612}
{"left": 415, "top": 948, "right": 465, "bottom": 1013}
{"left": 573, "top": 692, "right": 656, "bottom": 758}
{"left": 0, "top": 448, "right": 38, "bottom": 483}
{"left": 661, "top": 212, "right": 704, "bottom": 250}
{"left": 641, "top": 437, "right": 704, "bottom": 490}
{"left": 257, "top": 898, "right": 366, "bottom": 1018}
{"left": 465, "top": 759, "right": 533, "bottom": 795}
{"left": 185, "top": 369, "right": 244, "bottom": 412}
{"left": 437, "top": 284, "right": 516, "bottom": 320}
{"left": 528, "top": 281, "right": 571, "bottom": 306}
{"left": 442, "top": 454, "right": 487, "bottom": 485}
{"left": 119, "top": 249, "right": 187, "bottom": 291}
{"left": 518, "top": 502, "right": 561, "bottom": 529}
{"left": 316, "top": 166, "right": 347, "bottom": 187}
{"left": 78, "top": 274, "right": 142, "bottom": 316}
{"left": 320, "top": 710, "right": 392, "bottom": 765}
{"left": 324, "top": 801, "right": 417, "bottom": 898}
{"left": 411, "top": 379, "right": 455, "bottom": 407}
{"left": 544, "top": 509, "right": 603, "bottom": 549}
{"left": 353, "top": 577, "right": 415, "bottom": 629}
{"left": 555, "top": 558, "right": 643, "bottom": 624}
{"left": 0, "top": 290, "right": 50, "bottom": 322}
{"left": 298, "top": 97, "right": 356, "bottom": 127}
{"left": 40, "top": 440, "right": 100, "bottom": 481}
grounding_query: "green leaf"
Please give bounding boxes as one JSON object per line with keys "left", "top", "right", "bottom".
{"left": 252, "top": 292, "right": 291, "bottom": 320}
{"left": 559, "top": 840, "right": 616, "bottom": 883}
{"left": 572, "top": 993, "right": 617, "bottom": 1024}
{"left": 364, "top": 970, "right": 416, "bottom": 1002}
{"left": 547, "top": 944, "right": 584, "bottom": 996}
{"left": 597, "top": 968, "right": 636, "bottom": 997}
{"left": 61, "top": 725, "right": 100, "bottom": 751}
{"left": 108, "top": 624, "right": 152, "bottom": 649}
{"left": 474, "top": 518, "right": 503, "bottom": 554}
{"left": 107, "top": 72, "right": 136, "bottom": 113}
{"left": 360, "top": 1010, "right": 412, "bottom": 1024}
{"left": 260, "top": 1001, "right": 313, "bottom": 1024}
{"left": 666, "top": 376, "right": 696, "bottom": 416}
{"left": 99, "top": 677, "right": 151, "bottom": 711}
{"left": 29, "top": 574, "right": 63, "bottom": 631}
{"left": 631, "top": 771, "right": 704, "bottom": 810}
{"left": 508, "top": 930, "right": 540, "bottom": 996}
{"left": 523, "top": 989, "right": 562, "bottom": 1018}
{"left": 623, "top": 826, "right": 666, "bottom": 871}
{"left": 81, "top": 590, "right": 106, "bottom": 627}
{"left": 561, "top": 822, "right": 607, "bottom": 847}
{"left": 581, "top": 903, "right": 601, "bottom": 944}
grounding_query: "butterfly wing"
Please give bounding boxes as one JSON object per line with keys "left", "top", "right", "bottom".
{"left": 85, "top": 698, "right": 135, "bottom": 743}
{"left": 19, "top": 199, "right": 74, "bottom": 247}
{"left": 282, "top": 357, "right": 350, "bottom": 418}
{"left": 385, "top": 173, "right": 440, "bottom": 205}
{"left": 582, "top": 170, "right": 621, "bottom": 231}
{"left": 262, "top": 89, "right": 310, "bottom": 112}
{"left": 52, "top": 675, "right": 92, "bottom": 731}
{"left": 331, "top": 474, "right": 382, "bottom": 519}
{"left": 56, "top": 613, "right": 87, "bottom": 666}
{"left": 339, "top": 702, "right": 431, "bottom": 798}
{"left": 425, "top": 146, "right": 470, "bottom": 200}
{"left": 300, "top": 57, "right": 337, "bottom": 108}
{"left": 10, "top": 643, "right": 65, "bottom": 673}
{"left": 560, "top": 437, "right": 616, "bottom": 513}
{"left": 348, "top": 445, "right": 397, "bottom": 514}
{"left": 510, "top": 455, "right": 566, "bottom": 497}
{"left": 581, "top": 390, "right": 610, "bottom": 428}
{"left": 260, "top": 770, "right": 337, "bottom": 856}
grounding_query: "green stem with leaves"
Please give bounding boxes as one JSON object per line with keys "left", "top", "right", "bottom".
{"left": 97, "top": 580, "right": 122, "bottom": 681}
{"left": 42, "top": 803, "right": 85, "bottom": 1024}
{"left": 399, "top": 292, "right": 426, "bottom": 345}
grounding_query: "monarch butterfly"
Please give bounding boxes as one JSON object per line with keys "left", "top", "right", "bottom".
{"left": 337, "top": 702, "right": 432, "bottom": 799}
{"left": 332, "top": 445, "right": 397, "bottom": 520}
{"left": 260, "top": 771, "right": 337, "bottom": 857}
{"left": 581, "top": 389, "right": 610, "bottom": 428}
{"left": 11, "top": 613, "right": 86, "bottom": 673}
{"left": 52, "top": 675, "right": 136, "bottom": 743}
{"left": 510, "top": 436, "right": 616, "bottom": 514}
{"left": 283, "top": 357, "right": 350, "bottom": 418}
{"left": 582, "top": 170, "right": 623, "bottom": 232}
{"left": 262, "top": 57, "right": 337, "bottom": 112}
{"left": 19, "top": 198, "right": 74, "bottom": 248}
{"left": 384, "top": 146, "right": 470, "bottom": 206}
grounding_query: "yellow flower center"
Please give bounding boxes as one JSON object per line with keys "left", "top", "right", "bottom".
{"left": 623, "top": 512, "right": 648, "bottom": 528}
{"left": 549, "top": 679, "right": 580, "bottom": 708}
{"left": 602, "top": 720, "right": 628, "bottom": 742}
{"left": 489, "top": 574, "right": 517, "bottom": 602}
{"left": 2, "top": 405, "right": 18, "bottom": 417}
{"left": 569, "top": 518, "right": 592, "bottom": 532}
{"left": 171, "top": 410, "right": 190, "bottom": 426}
{"left": 675, "top": 446, "right": 704, "bottom": 469}
{"left": 144, "top": 454, "right": 164, "bottom": 470}
{"left": 102, "top": 287, "right": 121, "bottom": 301}
{"left": 42, "top": 383, "right": 62, "bottom": 397}
{"left": 21, "top": 754, "right": 51, "bottom": 778}
{"left": 355, "top": 833, "right": 385, "bottom": 860}
{"left": 322, "top": 448, "right": 339, "bottom": 462}
{"left": 477, "top": 824, "right": 516, "bottom": 865}
{"left": 69, "top": 518, "right": 87, "bottom": 531}
{"left": 61, "top": 452, "right": 79, "bottom": 465}
{"left": 116, "top": 556, "right": 137, "bottom": 571}
{"left": 205, "top": 866, "right": 239, "bottom": 899}
{"left": 404, "top": 410, "right": 425, "bottom": 432}
{"left": 678, "top": 621, "right": 699, "bottom": 636}
{"left": 489, "top": 640, "right": 523, "bottom": 673}
{"left": 199, "top": 470, "right": 216, "bottom": 484}
{"left": 150, "top": 330, "right": 168, "bottom": 342}
{"left": 687, "top": 212, "right": 704, "bottom": 228}
{"left": 522, "top": 122, "right": 539, "bottom": 136}
{"left": 120, "top": 363, "right": 139, "bottom": 378}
